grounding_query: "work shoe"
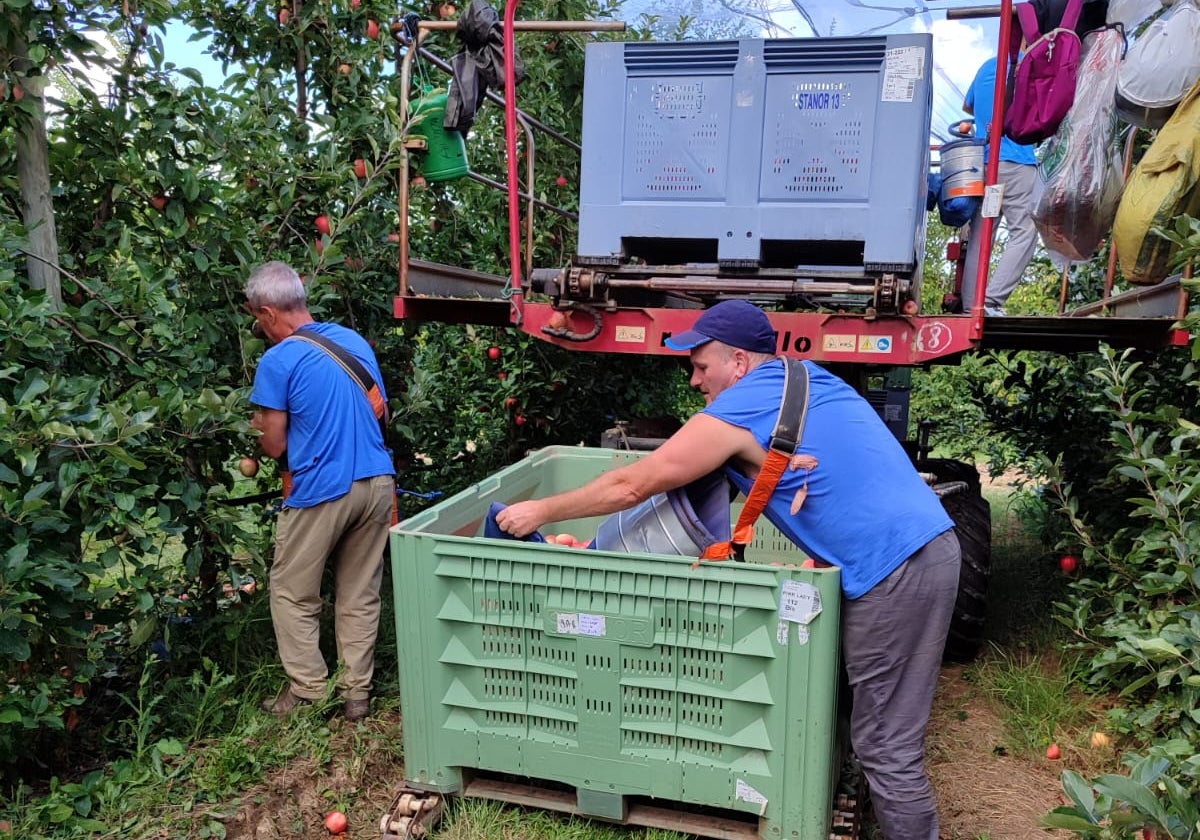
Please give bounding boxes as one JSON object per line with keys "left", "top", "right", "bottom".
{"left": 343, "top": 698, "right": 370, "bottom": 723}
{"left": 260, "top": 685, "right": 312, "bottom": 716}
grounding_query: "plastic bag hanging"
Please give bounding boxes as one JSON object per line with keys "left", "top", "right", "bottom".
{"left": 444, "top": 0, "right": 527, "bottom": 134}
{"left": 1030, "top": 27, "right": 1126, "bottom": 262}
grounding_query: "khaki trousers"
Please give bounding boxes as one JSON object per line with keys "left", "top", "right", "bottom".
{"left": 270, "top": 475, "right": 394, "bottom": 701}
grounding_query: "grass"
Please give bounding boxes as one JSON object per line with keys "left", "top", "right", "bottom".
{"left": 964, "top": 478, "right": 1116, "bottom": 764}
{"left": 966, "top": 646, "right": 1100, "bottom": 755}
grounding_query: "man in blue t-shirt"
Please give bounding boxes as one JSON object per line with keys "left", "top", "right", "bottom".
{"left": 497, "top": 301, "right": 961, "bottom": 840}
{"left": 245, "top": 261, "right": 395, "bottom": 723}
{"left": 961, "top": 56, "right": 1040, "bottom": 316}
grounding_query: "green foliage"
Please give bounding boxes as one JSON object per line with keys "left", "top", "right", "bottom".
{"left": 391, "top": 324, "right": 694, "bottom": 517}
{"left": 1045, "top": 348, "right": 1200, "bottom": 752}
{"left": 1, "top": 0, "right": 700, "bottom": 787}
{"left": 1043, "top": 753, "right": 1200, "bottom": 839}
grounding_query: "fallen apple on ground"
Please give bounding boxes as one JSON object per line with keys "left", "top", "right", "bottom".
{"left": 324, "top": 810, "right": 348, "bottom": 835}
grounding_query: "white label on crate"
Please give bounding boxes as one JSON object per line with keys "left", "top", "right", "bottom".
{"left": 982, "top": 184, "right": 1005, "bottom": 218}
{"left": 735, "top": 779, "right": 768, "bottom": 814}
{"left": 556, "top": 613, "right": 579, "bottom": 634}
{"left": 777, "top": 620, "right": 789, "bottom": 646}
{"left": 578, "top": 613, "right": 607, "bottom": 637}
{"left": 882, "top": 47, "right": 924, "bottom": 103}
{"left": 779, "top": 580, "right": 822, "bottom": 624}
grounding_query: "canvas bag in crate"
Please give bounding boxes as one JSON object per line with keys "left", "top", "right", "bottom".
{"left": 1031, "top": 27, "right": 1126, "bottom": 262}
{"left": 1113, "top": 76, "right": 1200, "bottom": 285}
{"left": 1004, "top": 0, "right": 1085, "bottom": 145}
{"left": 1114, "top": 0, "right": 1200, "bottom": 129}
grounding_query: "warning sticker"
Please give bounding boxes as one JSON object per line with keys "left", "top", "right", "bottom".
{"left": 858, "top": 335, "right": 893, "bottom": 354}
{"left": 823, "top": 334, "right": 856, "bottom": 353}
{"left": 779, "top": 580, "right": 822, "bottom": 625}
{"left": 882, "top": 46, "right": 925, "bottom": 103}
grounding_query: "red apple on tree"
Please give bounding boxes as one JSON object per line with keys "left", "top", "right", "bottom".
{"left": 514, "top": 414, "right": 527, "bottom": 426}
{"left": 1059, "top": 554, "right": 1078, "bottom": 574}
{"left": 338, "top": 63, "right": 352, "bottom": 76}
{"left": 366, "top": 19, "right": 380, "bottom": 38}
{"left": 315, "top": 215, "right": 332, "bottom": 236}
{"left": 411, "top": 175, "right": 427, "bottom": 190}
{"left": 315, "top": 239, "right": 325, "bottom": 255}
{"left": 238, "top": 457, "right": 259, "bottom": 478}
{"left": 555, "top": 175, "right": 568, "bottom": 187}
{"left": 353, "top": 158, "right": 367, "bottom": 178}
{"left": 150, "top": 194, "right": 169, "bottom": 212}
{"left": 505, "top": 396, "right": 518, "bottom": 410}
{"left": 278, "top": 7, "right": 291, "bottom": 24}
{"left": 350, "top": 0, "right": 361, "bottom": 8}
{"left": 487, "top": 346, "right": 501, "bottom": 360}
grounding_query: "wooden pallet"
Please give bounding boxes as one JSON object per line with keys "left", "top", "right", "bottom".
{"left": 462, "top": 773, "right": 760, "bottom": 840}
{"left": 381, "top": 773, "right": 862, "bottom": 840}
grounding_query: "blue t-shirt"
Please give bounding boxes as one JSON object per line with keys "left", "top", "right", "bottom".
{"left": 250, "top": 322, "right": 395, "bottom": 508}
{"left": 703, "top": 360, "right": 954, "bottom": 599}
{"left": 964, "top": 57, "right": 1038, "bottom": 166}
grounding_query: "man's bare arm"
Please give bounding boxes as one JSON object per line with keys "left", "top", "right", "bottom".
{"left": 251, "top": 408, "right": 288, "bottom": 459}
{"left": 495, "top": 413, "right": 758, "bottom": 537}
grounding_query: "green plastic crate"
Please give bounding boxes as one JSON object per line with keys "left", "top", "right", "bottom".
{"left": 391, "top": 447, "right": 842, "bottom": 840}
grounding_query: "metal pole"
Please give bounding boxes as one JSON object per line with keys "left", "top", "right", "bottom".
{"left": 416, "top": 19, "right": 626, "bottom": 31}
{"left": 1103, "top": 127, "right": 1139, "bottom": 311}
{"left": 503, "top": 0, "right": 524, "bottom": 326}
{"left": 968, "top": 0, "right": 1013, "bottom": 339}
{"left": 398, "top": 34, "right": 419, "bottom": 297}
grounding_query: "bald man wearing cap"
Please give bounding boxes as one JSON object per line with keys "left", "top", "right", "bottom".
{"left": 497, "top": 299, "right": 960, "bottom": 840}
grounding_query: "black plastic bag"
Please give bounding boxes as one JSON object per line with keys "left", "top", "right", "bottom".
{"left": 444, "top": 0, "right": 526, "bottom": 134}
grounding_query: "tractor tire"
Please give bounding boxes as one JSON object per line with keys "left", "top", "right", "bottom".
{"left": 937, "top": 483, "right": 992, "bottom": 663}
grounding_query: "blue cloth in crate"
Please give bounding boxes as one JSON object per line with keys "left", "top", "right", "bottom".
{"left": 484, "top": 502, "right": 547, "bottom": 543}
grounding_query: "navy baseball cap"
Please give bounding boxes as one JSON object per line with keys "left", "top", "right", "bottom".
{"left": 665, "top": 300, "right": 777, "bottom": 354}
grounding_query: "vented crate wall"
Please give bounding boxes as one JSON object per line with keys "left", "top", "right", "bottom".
{"left": 577, "top": 36, "right": 932, "bottom": 275}
{"left": 391, "top": 447, "right": 842, "bottom": 840}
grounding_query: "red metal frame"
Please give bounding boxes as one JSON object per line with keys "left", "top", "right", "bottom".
{"left": 394, "top": 0, "right": 1191, "bottom": 361}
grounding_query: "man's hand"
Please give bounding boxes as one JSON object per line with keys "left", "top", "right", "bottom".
{"left": 495, "top": 500, "right": 547, "bottom": 538}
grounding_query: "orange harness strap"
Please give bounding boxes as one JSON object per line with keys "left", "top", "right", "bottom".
{"left": 698, "top": 448, "right": 791, "bottom": 562}
{"left": 694, "top": 357, "right": 812, "bottom": 567}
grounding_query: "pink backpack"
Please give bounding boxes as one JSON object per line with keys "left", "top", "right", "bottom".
{"left": 1003, "top": 0, "right": 1084, "bottom": 145}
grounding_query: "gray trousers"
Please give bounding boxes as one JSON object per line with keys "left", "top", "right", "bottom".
{"left": 962, "top": 160, "right": 1039, "bottom": 312}
{"left": 842, "top": 529, "right": 961, "bottom": 840}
